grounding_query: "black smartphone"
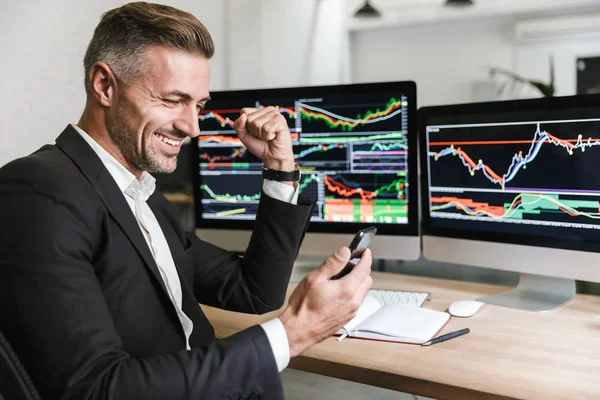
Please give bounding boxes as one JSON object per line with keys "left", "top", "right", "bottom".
{"left": 330, "top": 226, "right": 377, "bottom": 280}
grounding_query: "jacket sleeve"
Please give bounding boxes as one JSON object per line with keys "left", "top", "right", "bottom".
{"left": 0, "top": 178, "right": 284, "bottom": 400}
{"left": 191, "top": 192, "right": 314, "bottom": 314}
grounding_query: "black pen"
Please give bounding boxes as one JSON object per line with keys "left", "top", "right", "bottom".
{"left": 422, "top": 328, "right": 470, "bottom": 346}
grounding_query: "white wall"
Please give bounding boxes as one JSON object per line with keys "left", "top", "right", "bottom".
{"left": 515, "top": 35, "right": 600, "bottom": 99}
{"left": 0, "top": 0, "right": 226, "bottom": 167}
{"left": 225, "top": 0, "right": 349, "bottom": 90}
{"left": 350, "top": 18, "right": 515, "bottom": 107}
{"left": 350, "top": 13, "right": 600, "bottom": 106}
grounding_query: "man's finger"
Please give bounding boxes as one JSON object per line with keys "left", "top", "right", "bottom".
{"left": 262, "top": 112, "right": 289, "bottom": 141}
{"left": 233, "top": 113, "right": 249, "bottom": 139}
{"left": 244, "top": 107, "right": 272, "bottom": 128}
{"left": 240, "top": 107, "right": 260, "bottom": 116}
{"left": 316, "top": 247, "right": 351, "bottom": 277}
{"left": 249, "top": 112, "right": 278, "bottom": 141}
{"left": 343, "top": 248, "right": 372, "bottom": 285}
{"left": 353, "top": 274, "right": 373, "bottom": 302}
{"left": 259, "top": 115, "right": 284, "bottom": 141}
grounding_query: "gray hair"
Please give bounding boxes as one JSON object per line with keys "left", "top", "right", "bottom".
{"left": 83, "top": 1, "right": 214, "bottom": 94}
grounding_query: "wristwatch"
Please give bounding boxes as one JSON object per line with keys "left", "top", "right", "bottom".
{"left": 262, "top": 163, "right": 301, "bottom": 182}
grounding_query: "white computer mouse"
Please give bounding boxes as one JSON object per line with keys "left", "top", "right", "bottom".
{"left": 448, "top": 300, "right": 485, "bottom": 317}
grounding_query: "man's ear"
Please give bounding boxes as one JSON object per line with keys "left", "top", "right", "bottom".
{"left": 88, "top": 62, "right": 117, "bottom": 107}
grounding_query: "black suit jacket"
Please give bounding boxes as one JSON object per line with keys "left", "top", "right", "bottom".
{"left": 0, "top": 125, "right": 313, "bottom": 400}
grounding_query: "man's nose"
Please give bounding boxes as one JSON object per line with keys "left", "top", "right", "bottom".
{"left": 174, "top": 105, "right": 200, "bottom": 138}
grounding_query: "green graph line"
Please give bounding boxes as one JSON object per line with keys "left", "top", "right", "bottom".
{"left": 367, "top": 142, "right": 407, "bottom": 152}
{"left": 300, "top": 132, "right": 404, "bottom": 144}
{"left": 506, "top": 194, "right": 600, "bottom": 220}
{"left": 200, "top": 163, "right": 250, "bottom": 169}
{"left": 298, "top": 174, "right": 320, "bottom": 193}
{"left": 200, "top": 184, "right": 260, "bottom": 202}
{"left": 375, "top": 179, "right": 405, "bottom": 196}
{"left": 301, "top": 97, "right": 402, "bottom": 132}
{"left": 295, "top": 144, "right": 345, "bottom": 159}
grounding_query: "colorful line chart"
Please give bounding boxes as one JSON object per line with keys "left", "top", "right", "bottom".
{"left": 430, "top": 123, "right": 600, "bottom": 190}
{"left": 324, "top": 174, "right": 406, "bottom": 201}
{"left": 426, "top": 118, "right": 600, "bottom": 229}
{"left": 298, "top": 97, "right": 404, "bottom": 133}
{"left": 431, "top": 193, "right": 600, "bottom": 221}
{"left": 352, "top": 141, "right": 408, "bottom": 172}
{"left": 197, "top": 93, "right": 410, "bottom": 223}
{"left": 197, "top": 132, "right": 299, "bottom": 147}
{"left": 198, "top": 103, "right": 297, "bottom": 133}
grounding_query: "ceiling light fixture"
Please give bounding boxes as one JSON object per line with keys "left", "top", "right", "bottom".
{"left": 444, "top": 0, "right": 475, "bottom": 7}
{"left": 354, "top": 0, "right": 381, "bottom": 18}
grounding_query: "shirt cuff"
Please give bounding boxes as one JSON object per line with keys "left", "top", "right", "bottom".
{"left": 260, "top": 318, "right": 290, "bottom": 372}
{"left": 263, "top": 179, "right": 299, "bottom": 205}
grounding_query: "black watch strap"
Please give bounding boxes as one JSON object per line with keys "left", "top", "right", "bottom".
{"left": 262, "top": 164, "right": 301, "bottom": 181}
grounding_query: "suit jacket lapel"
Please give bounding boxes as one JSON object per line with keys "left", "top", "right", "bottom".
{"left": 55, "top": 125, "right": 171, "bottom": 301}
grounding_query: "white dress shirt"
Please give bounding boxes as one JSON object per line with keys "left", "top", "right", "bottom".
{"left": 72, "top": 124, "right": 296, "bottom": 371}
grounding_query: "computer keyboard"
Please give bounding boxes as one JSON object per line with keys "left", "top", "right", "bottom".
{"left": 366, "top": 289, "right": 430, "bottom": 307}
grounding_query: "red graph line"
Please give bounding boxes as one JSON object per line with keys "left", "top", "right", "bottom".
{"left": 201, "top": 107, "right": 296, "bottom": 114}
{"left": 429, "top": 137, "right": 600, "bottom": 146}
{"left": 559, "top": 207, "right": 578, "bottom": 217}
{"left": 445, "top": 147, "right": 505, "bottom": 183}
{"left": 200, "top": 148, "right": 247, "bottom": 165}
{"left": 545, "top": 133, "right": 577, "bottom": 149}
{"left": 431, "top": 195, "right": 586, "bottom": 219}
{"left": 200, "top": 107, "right": 296, "bottom": 127}
{"left": 300, "top": 103, "right": 402, "bottom": 129}
{"left": 198, "top": 133, "right": 298, "bottom": 145}
{"left": 201, "top": 109, "right": 250, "bottom": 113}
{"left": 431, "top": 196, "right": 506, "bottom": 217}
{"left": 205, "top": 113, "right": 235, "bottom": 127}
{"left": 431, "top": 128, "right": 592, "bottom": 186}
{"left": 272, "top": 107, "right": 295, "bottom": 116}
{"left": 324, "top": 175, "right": 377, "bottom": 200}
{"left": 198, "top": 135, "right": 241, "bottom": 144}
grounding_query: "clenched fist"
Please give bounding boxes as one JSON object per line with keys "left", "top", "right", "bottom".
{"left": 234, "top": 106, "right": 295, "bottom": 173}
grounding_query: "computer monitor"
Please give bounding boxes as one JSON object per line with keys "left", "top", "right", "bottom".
{"left": 419, "top": 94, "right": 600, "bottom": 311}
{"left": 193, "top": 81, "right": 419, "bottom": 260}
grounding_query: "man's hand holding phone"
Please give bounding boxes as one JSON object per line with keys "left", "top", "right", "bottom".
{"left": 330, "top": 226, "right": 376, "bottom": 280}
{"left": 279, "top": 245, "right": 373, "bottom": 358}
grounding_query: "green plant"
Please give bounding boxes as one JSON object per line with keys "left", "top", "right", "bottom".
{"left": 488, "top": 55, "right": 555, "bottom": 98}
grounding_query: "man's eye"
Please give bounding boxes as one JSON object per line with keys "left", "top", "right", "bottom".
{"left": 164, "top": 99, "right": 179, "bottom": 105}
{"left": 197, "top": 104, "right": 206, "bottom": 111}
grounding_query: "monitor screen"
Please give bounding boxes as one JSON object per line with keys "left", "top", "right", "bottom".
{"left": 420, "top": 94, "right": 600, "bottom": 253}
{"left": 193, "top": 81, "right": 418, "bottom": 237}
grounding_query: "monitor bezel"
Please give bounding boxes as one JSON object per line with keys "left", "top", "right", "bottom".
{"left": 419, "top": 93, "right": 600, "bottom": 254}
{"left": 192, "top": 80, "right": 419, "bottom": 237}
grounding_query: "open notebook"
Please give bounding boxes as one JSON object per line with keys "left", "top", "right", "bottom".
{"left": 335, "top": 296, "right": 451, "bottom": 344}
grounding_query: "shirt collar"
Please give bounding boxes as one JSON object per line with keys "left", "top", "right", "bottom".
{"left": 71, "top": 123, "right": 156, "bottom": 199}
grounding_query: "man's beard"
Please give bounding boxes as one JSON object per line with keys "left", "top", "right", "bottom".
{"left": 107, "top": 106, "right": 182, "bottom": 174}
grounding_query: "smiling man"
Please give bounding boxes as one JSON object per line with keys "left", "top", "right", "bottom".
{"left": 0, "top": 2, "right": 373, "bottom": 400}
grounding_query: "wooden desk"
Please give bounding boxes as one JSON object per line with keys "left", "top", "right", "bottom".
{"left": 201, "top": 272, "right": 600, "bottom": 400}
